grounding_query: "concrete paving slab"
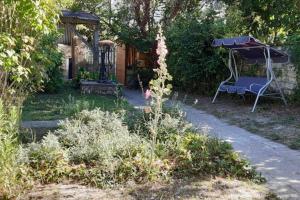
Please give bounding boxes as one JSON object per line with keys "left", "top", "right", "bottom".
{"left": 21, "top": 120, "right": 60, "bottom": 128}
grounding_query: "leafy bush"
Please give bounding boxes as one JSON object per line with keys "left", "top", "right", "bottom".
{"left": 19, "top": 108, "right": 263, "bottom": 189}
{"left": 55, "top": 109, "right": 140, "bottom": 164}
{"left": 121, "top": 106, "right": 263, "bottom": 182}
{"left": 168, "top": 132, "right": 260, "bottom": 180}
{"left": 127, "top": 67, "right": 155, "bottom": 89}
{"left": 20, "top": 134, "right": 69, "bottom": 184}
{"left": 0, "top": 0, "right": 61, "bottom": 101}
{"left": 68, "top": 142, "right": 169, "bottom": 187}
{"left": 77, "top": 67, "right": 99, "bottom": 81}
{"left": 135, "top": 110, "right": 262, "bottom": 182}
{"left": 34, "top": 33, "right": 64, "bottom": 93}
{"left": 73, "top": 67, "right": 99, "bottom": 88}
{"left": 0, "top": 101, "right": 27, "bottom": 198}
{"left": 53, "top": 109, "right": 168, "bottom": 187}
{"left": 166, "top": 13, "right": 228, "bottom": 94}
{"left": 60, "top": 95, "right": 95, "bottom": 117}
{"left": 287, "top": 34, "right": 300, "bottom": 103}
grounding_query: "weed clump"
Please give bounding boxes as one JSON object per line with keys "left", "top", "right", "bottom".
{"left": 20, "top": 134, "right": 69, "bottom": 184}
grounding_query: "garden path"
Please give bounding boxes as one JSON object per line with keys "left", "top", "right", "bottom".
{"left": 123, "top": 89, "right": 300, "bottom": 200}
{"left": 21, "top": 120, "right": 60, "bottom": 128}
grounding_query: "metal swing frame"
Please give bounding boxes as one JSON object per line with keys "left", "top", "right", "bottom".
{"left": 212, "top": 45, "right": 287, "bottom": 112}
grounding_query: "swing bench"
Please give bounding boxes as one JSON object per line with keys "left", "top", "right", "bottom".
{"left": 211, "top": 36, "right": 289, "bottom": 112}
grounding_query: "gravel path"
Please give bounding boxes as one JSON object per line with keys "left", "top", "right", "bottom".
{"left": 123, "top": 89, "right": 300, "bottom": 200}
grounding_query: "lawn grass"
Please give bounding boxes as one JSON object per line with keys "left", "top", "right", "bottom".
{"left": 22, "top": 85, "right": 130, "bottom": 121}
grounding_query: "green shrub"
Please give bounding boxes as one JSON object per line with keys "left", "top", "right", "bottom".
{"left": 287, "top": 34, "right": 300, "bottom": 103}
{"left": 0, "top": 101, "right": 28, "bottom": 198}
{"left": 170, "top": 132, "right": 261, "bottom": 181}
{"left": 145, "top": 112, "right": 262, "bottom": 182}
{"left": 158, "top": 112, "right": 192, "bottom": 137}
{"left": 126, "top": 108, "right": 262, "bottom": 182}
{"left": 53, "top": 109, "right": 168, "bottom": 187}
{"left": 72, "top": 67, "right": 99, "bottom": 88}
{"left": 77, "top": 67, "right": 99, "bottom": 81}
{"left": 34, "top": 33, "right": 64, "bottom": 93}
{"left": 166, "top": 13, "right": 228, "bottom": 94}
{"left": 60, "top": 94, "right": 95, "bottom": 117}
{"left": 55, "top": 109, "right": 140, "bottom": 164}
{"left": 20, "top": 134, "right": 69, "bottom": 184}
{"left": 68, "top": 142, "right": 170, "bottom": 187}
{"left": 127, "top": 67, "right": 155, "bottom": 89}
{"left": 19, "top": 108, "right": 263, "bottom": 189}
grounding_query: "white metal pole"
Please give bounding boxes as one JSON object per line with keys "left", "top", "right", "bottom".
{"left": 212, "top": 49, "right": 233, "bottom": 103}
{"left": 232, "top": 50, "right": 238, "bottom": 81}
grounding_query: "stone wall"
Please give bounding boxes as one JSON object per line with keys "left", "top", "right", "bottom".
{"left": 80, "top": 81, "right": 118, "bottom": 95}
{"left": 273, "top": 62, "right": 298, "bottom": 95}
{"left": 241, "top": 51, "right": 298, "bottom": 96}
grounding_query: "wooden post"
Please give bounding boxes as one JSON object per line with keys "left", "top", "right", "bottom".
{"left": 70, "top": 24, "right": 76, "bottom": 79}
{"left": 93, "top": 25, "right": 100, "bottom": 71}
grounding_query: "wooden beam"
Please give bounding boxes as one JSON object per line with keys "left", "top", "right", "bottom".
{"left": 60, "top": 18, "right": 99, "bottom": 26}
{"left": 70, "top": 24, "right": 76, "bottom": 79}
{"left": 93, "top": 25, "right": 100, "bottom": 71}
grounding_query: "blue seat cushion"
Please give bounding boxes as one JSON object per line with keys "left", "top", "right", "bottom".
{"left": 220, "top": 85, "right": 247, "bottom": 94}
{"left": 220, "top": 76, "right": 268, "bottom": 94}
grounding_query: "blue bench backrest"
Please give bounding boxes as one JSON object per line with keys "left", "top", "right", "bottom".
{"left": 235, "top": 76, "right": 268, "bottom": 89}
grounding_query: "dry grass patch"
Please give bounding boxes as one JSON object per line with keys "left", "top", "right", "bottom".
{"left": 22, "top": 177, "right": 272, "bottom": 200}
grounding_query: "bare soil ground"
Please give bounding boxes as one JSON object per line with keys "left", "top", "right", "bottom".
{"left": 175, "top": 92, "right": 300, "bottom": 150}
{"left": 21, "top": 178, "right": 274, "bottom": 200}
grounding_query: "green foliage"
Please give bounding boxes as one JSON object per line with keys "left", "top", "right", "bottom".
{"left": 60, "top": 94, "right": 95, "bottom": 118}
{"left": 72, "top": 67, "right": 99, "bottom": 88}
{"left": 55, "top": 109, "right": 139, "bottom": 164}
{"left": 222, "top": 0, "right": 300, "bottom": 44}
{"left": 34, "top": 33, "right": 64, "bottom": 93}
{"left": 166, "top": 13, "right": 227, "bottom": 94}
{"left": 171, "top": 132, "right": 260, "bottom": 180}
{"left": 68, "top": 143, "right": 169, "bottom": 187}
{"left": 128, "top": 107, "right": 262, "bottom": 182}
{"left": 107, "top": 0, "right": 205, "bottom": 52}
{"left": 0, "top": 0, "right": 62, "bottom": 102}
{"left": 0, "top": 101, "right": 25, "bottom": 198}
{"left": 20, "top": 106, "right": 263, "bottom": 189}
{"left": 287, "top": 34, "right": 300, "bottom": 102}
{"left": 127, "top": 68, "right": 155, "bottom": 89}
{"left": 20, "top": 134, "right": 69, "bottom": 184}
{"left": 0, "top": 0, "right": 65, "bottom": 197}
{"left": 78, "top": 67, "right": 99, "bottom": 81}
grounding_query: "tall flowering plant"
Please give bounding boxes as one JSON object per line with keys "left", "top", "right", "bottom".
{"left": 147, "top": 26, "right": 172, "bottom": 160}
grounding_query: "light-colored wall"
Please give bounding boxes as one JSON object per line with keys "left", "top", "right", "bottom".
{"left": 273, "top": 62, "right": 298, "bottom": 95}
